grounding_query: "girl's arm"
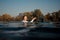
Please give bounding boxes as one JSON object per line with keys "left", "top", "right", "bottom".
{"left": 30, "top": 17, "right": 36, "bottom": 22}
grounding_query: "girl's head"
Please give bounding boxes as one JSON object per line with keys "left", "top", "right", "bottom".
{"left": 23, "top": 15, "right": 28, "bottom": 21}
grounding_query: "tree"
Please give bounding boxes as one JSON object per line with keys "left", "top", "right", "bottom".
{"left": 15, "top": 16, "right": 21, "bottom": 21}
{"left": 33, "top": 9, "right": 43, "bottom": 21}
{"left": 2, "top": 13, "right": 11, "bottom": 21}
{"left": 10, "top": 17, "right": 15, "bottom": 21}
{"left": 24, "top": 12, "right": 33, "bottom": 21}
{"left": 0, "top": 16, "right": 3, "bottom": 21}
{"left": 58, "top": 10, "right": 60, "bottom": 21}
{"left": 44, "top": 13, "right": 51, "bottom": 22}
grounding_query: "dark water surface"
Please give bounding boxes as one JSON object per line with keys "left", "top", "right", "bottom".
{"left": 0, "top": 22, "right": 60, "bottom": 40}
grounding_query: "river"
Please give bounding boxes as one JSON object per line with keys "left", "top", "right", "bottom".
{"left": 0, "top": 22, "right": 60, "bottom": 40}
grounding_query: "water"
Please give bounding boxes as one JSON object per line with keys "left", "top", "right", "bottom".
{"left": 0, "top": 22, "right": 60, "bottom": 40}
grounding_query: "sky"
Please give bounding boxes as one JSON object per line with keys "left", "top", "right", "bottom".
{"left": 0, "top": 0, "right": 60, "bottom": 16}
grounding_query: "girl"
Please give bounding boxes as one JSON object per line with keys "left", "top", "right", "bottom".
{"left": 22, "top": 15, "right": 36, "bottom": 27}
{"left": 22, "top": 16, "right": 36, "bottom": 23}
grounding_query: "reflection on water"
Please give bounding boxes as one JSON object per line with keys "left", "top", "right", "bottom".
{"left": 0, "top": 22, "right": 60, "bottom": 40}
{"left": 0, "top": 21, "right": 60, "bottom": 28}
{"left": 1, "top": 22, "right": 36, "bottom": 28}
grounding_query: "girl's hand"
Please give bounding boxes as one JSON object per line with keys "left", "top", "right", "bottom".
{"left": 32, "top": 17, "right": 36, "bottom": 20}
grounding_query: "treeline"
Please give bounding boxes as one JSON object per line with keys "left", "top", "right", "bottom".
{"left": 44, "top": 10, "right": 60, "bottom": 22}
{"left": 0, "top": 9, "right": 60, "bottom": 22}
